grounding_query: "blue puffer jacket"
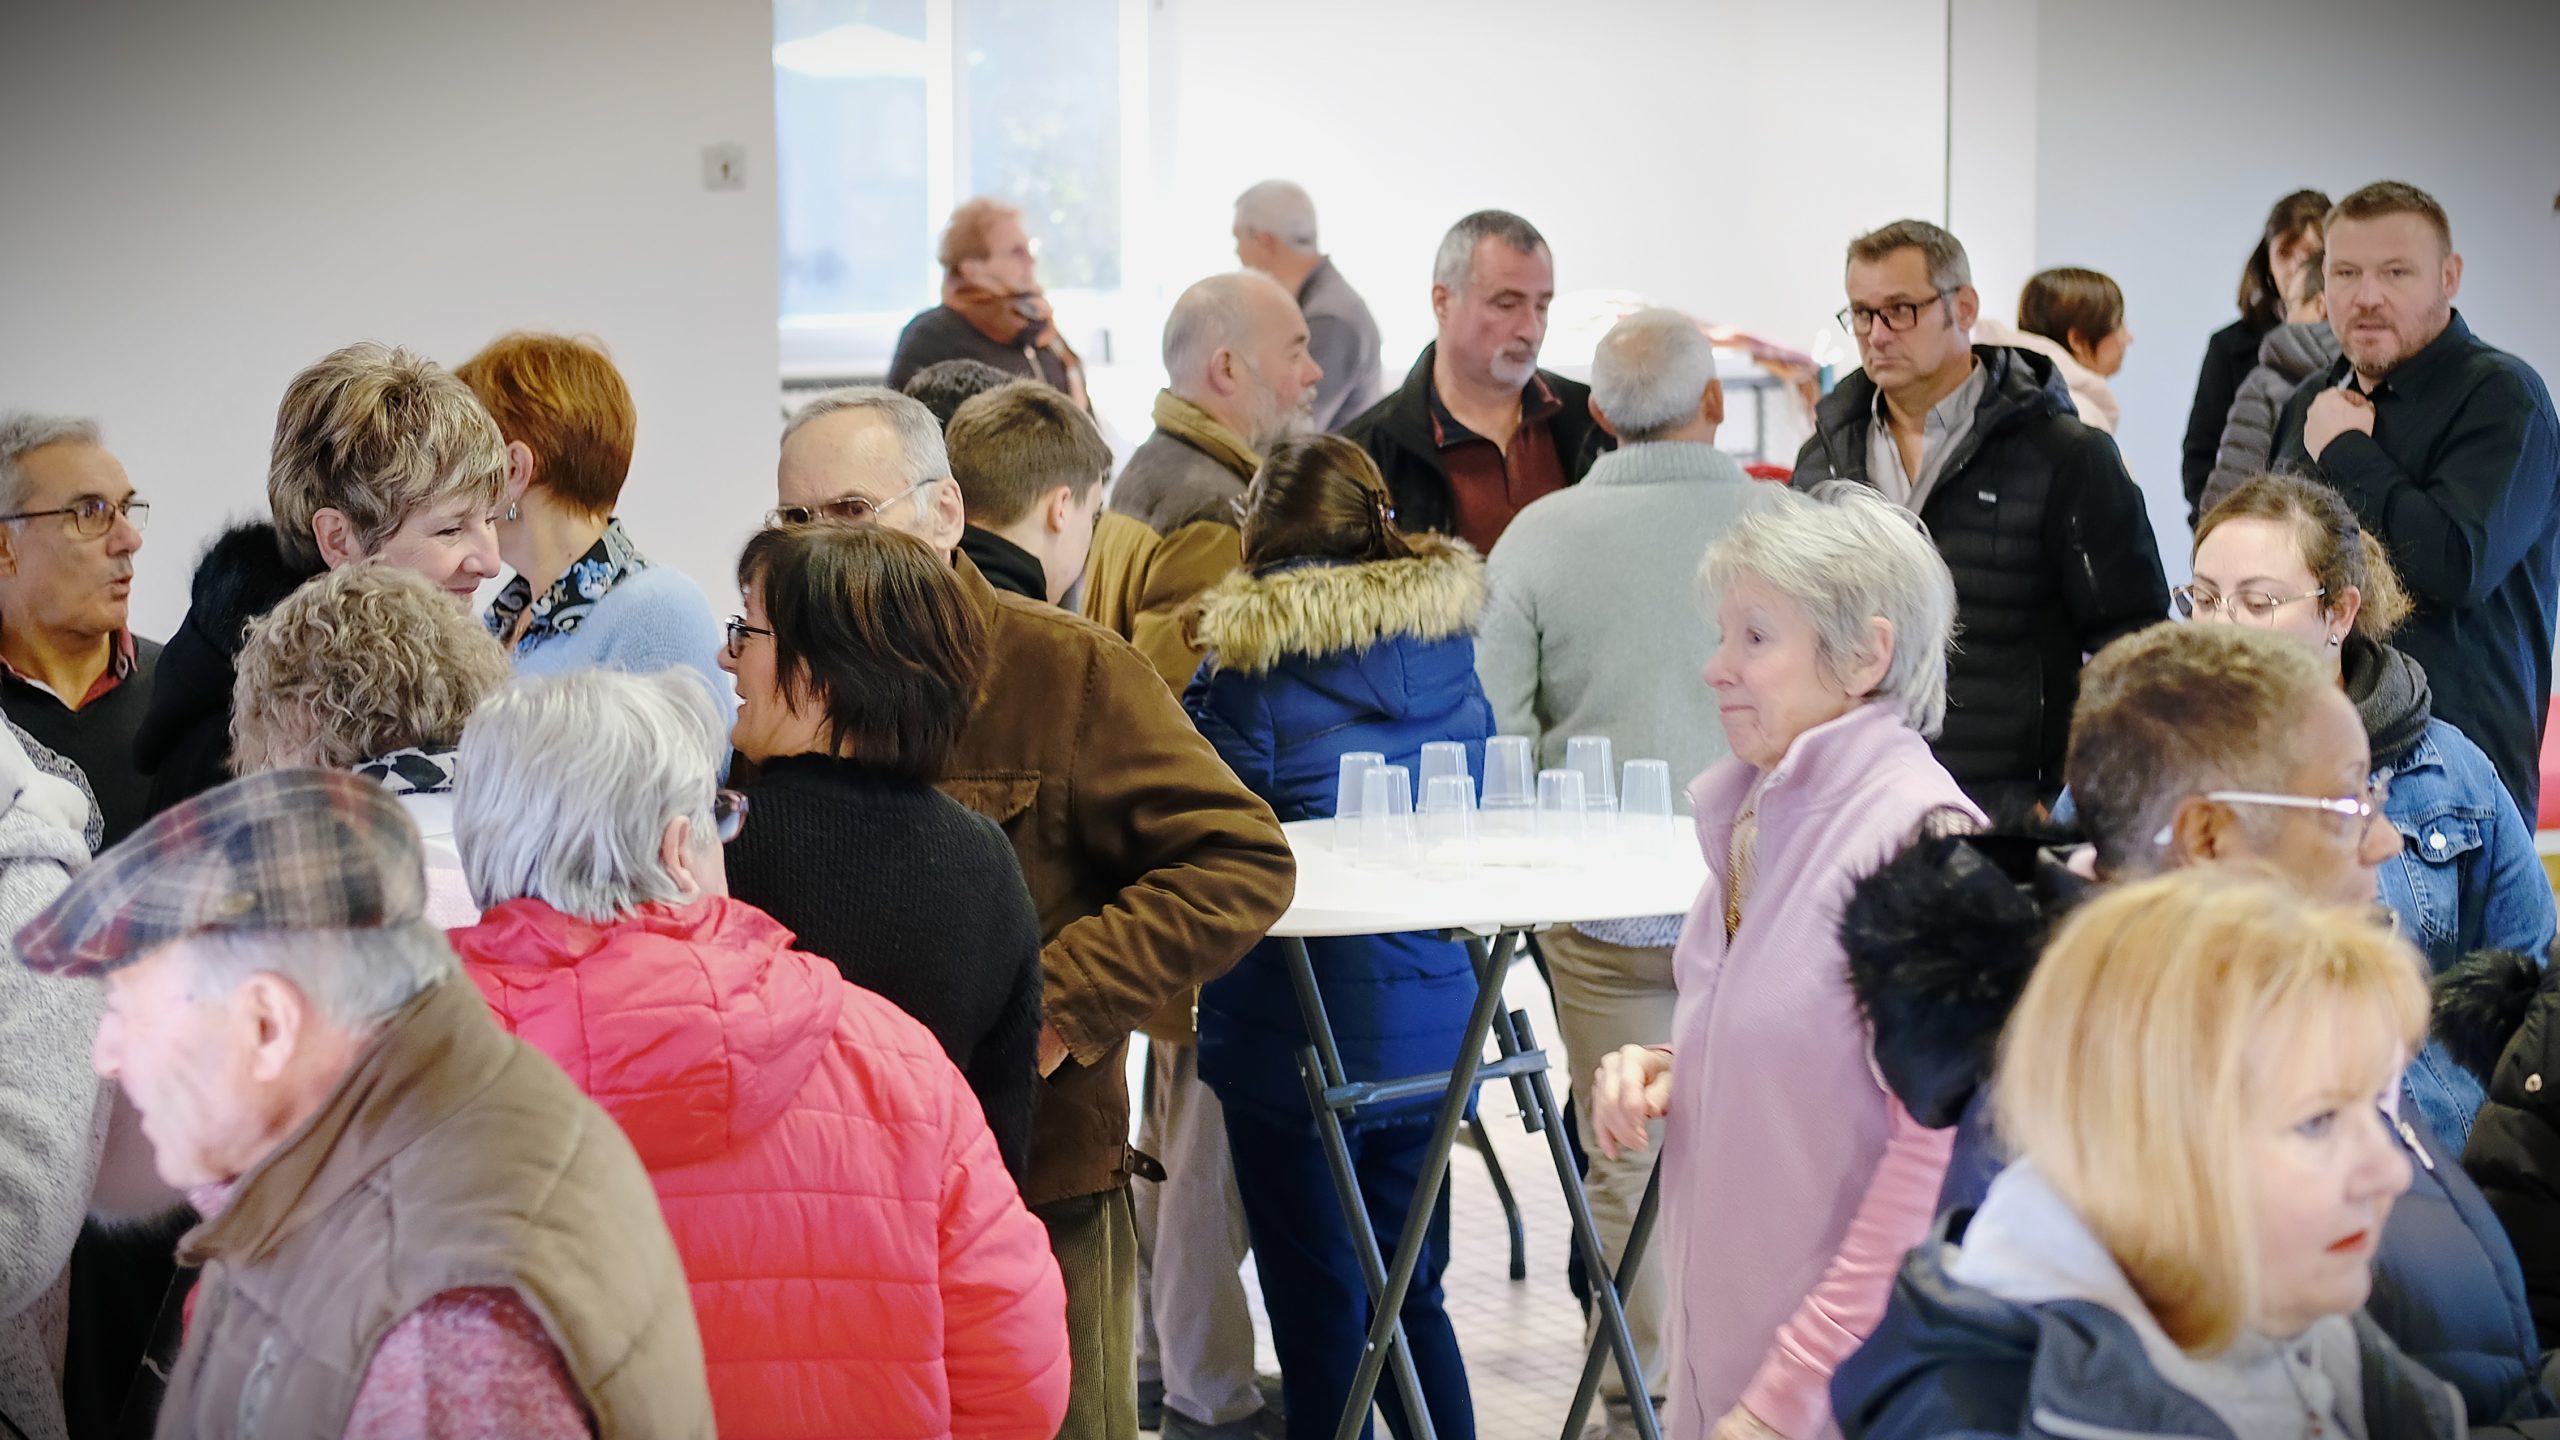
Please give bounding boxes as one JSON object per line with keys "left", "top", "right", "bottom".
{"left": 1184, "top": 537, "right": 1496, "bottom": 1123}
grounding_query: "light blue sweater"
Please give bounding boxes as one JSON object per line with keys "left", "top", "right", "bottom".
{"left": 506, "top": 564, "right": 738, "bottom": 722}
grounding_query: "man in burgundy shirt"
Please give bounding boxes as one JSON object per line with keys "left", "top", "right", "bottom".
{"left": 1342, "top": 210, "right": 1612, "bottom": 552}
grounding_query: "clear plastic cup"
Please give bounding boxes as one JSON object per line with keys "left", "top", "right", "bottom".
{"left": 1334, "top": 751, "right": 1385, "bottom": 854}
{"left": 1619, "top": 759, "right": 1675, "bottom": 851}
{"left": 1419, "top": 774, "right": 1477, "bottom": 878}
{"left": 1481, "top": 735, "right": 1536, "bottom": 839}
{"left": 1358, "top": 764, "right": 1416, "bottom": 870}
{"left": 1418, "top": 741, "right": 1471, "bottom": 794}
{"left": 1564, "top": 735, "right": 1618, "bottom": 810}
{"left": 1536, "top": 768, "right": 1588, "bottom": 851}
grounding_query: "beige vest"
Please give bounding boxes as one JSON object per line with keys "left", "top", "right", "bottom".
{"left": 158, "top": 976, "right": 712, "bottom": 1439}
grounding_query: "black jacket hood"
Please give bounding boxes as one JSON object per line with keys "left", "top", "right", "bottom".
{"left": 133, "top": 520, "right": 323, "bottom": 780}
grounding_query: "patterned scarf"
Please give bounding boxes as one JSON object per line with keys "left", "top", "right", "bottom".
{"left": 355, "top": 746, "right": 461, "bottom": 796}
{"left": 485, "top": 519, "right": 649, "bottom": 653}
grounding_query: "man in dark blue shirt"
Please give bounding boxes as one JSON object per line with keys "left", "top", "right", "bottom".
{"left": 2276, "top": 181, "right": 2560, "bottom": 818}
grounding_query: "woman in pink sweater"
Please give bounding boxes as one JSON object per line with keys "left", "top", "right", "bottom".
{"left": 1594, "top": 485, "right": 1982, "bottom": 1440}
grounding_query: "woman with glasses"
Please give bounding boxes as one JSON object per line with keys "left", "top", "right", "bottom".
{"left": 447, "top": 666, "right": 1069, "bottom": 1440}
{"left": 229, "top": 563, "right": 512, "bottom": 926}
{"left": 2189, "top": 471, "right": 2553, "bottom": 1147}
{"left": 1834, "top": 867, "right": 2467, "bottom": 1440}
{"left": 715, "top": 518, "right": 1045, "bottom": 1180}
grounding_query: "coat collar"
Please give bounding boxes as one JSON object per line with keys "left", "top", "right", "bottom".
{"left": 1189, "top": 535, "right": 1483, "bottom": 676}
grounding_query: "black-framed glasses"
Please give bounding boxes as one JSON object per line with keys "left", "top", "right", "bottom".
{"left": 763, "top": 478, "right": 935, "bottom": 530}
{"left": 0, "top": 495, "right": 150, "bottom": 538}
{"left": 713, "top": 789, "right": 750, "bottom": 843}
{"left": 2172, "top": 584, "right": 2327, "bottom": 623}
{"left": 1836, "top": 292, "right": 1946, "bottom": 336}
{"left": 724, "top": 615, "right": 774, "bottom": 660}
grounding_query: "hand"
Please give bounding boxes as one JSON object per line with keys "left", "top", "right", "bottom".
{"left": 1592, "top": 1045, "right": 1674, "bottom": 1160}
{"left": 1710, "top": 1404, "right": 1784, "bottom": 1440}
{"left": 1036, "top": 1022, "right": 1071, "bottom": 1076}
{"left": 2303, "top": 386, "right": 2375, "bottom": 461}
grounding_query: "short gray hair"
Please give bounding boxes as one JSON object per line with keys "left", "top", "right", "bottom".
{"left": 454, "top": 668, "right": 727, "bottom": 923}
{"left": 1432, "top": 210, "right": 1548, "bottom": 293}
{"left": 1846, "top": 219, "right": 1973, "bottom": 295}
{"left": 1698, "top": 483, "right": 1957, "bottom": 736}
{"left": 1162, "top": 271, "right": 1287, "bottom": 388}
{"left": 1233, "top": 180, "right": 1319, "bottom": 251}
{"left": 182, "top": 924, "right": 458, "bottom": 1031}
{"left": 0, "top": 412, "right": 104, "bottom": 515}
{"left": 781, "top": 386, "right": 950, "bottom": 485}
{"left": 1590, "top": 310, "right": 1719, "bottom": 441}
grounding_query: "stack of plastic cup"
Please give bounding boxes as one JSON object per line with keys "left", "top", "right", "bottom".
{"left": 1418, "top": 741, "right": 1471, "bottom": 794}
{"left": 1564, "top": 734, "right": 1617, "bottom": 840}
{"left": 1536, "top": 769, "right": 1588, "bottom": 851}
{"left": 1357, "top": 764, "right": 1416, "bottom": 870}
{"left": 1334, "top": 751, "right": 1385, "bottom": 856}
{"left": 1480, "top": 735, "right": 1536, "bottom": 840}
{"left": 1618, "top": 759, "right": 1675, "bottom": 853}
{"left": 1419, "top": 773, "right": 1477, "bottom": 878}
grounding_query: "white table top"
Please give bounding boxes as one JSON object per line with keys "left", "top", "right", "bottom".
{"left": 1270, "top": 818, "right": 1710, "bottom": 938}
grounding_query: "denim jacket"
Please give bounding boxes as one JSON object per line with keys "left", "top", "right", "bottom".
{"left": 2381, "top": 718, "right": 2556, "bottom": 1146}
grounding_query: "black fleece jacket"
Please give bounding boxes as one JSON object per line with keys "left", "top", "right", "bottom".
{"left": 132, "top": 522, "right": 324, "bottom": 819}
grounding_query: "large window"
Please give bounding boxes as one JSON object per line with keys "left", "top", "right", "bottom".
{"left": 775, "top": 0, "right": 1130, "bottom": 377}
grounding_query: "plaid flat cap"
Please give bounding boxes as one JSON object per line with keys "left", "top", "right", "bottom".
{"left": 15, "top": 767, "right": 427, "bottom": 978}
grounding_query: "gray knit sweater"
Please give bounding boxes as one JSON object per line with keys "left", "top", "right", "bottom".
{"left": 0, "top": 722, "right": 100, "bottom": 1440}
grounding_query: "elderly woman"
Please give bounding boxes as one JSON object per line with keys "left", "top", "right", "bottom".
{"left": 138, "top": 341, "right": 507, "bottom": 814}
{"left": 885, "top": 197, "right": 1088, "bottom": 408}
{"left": 1592, "top": 483, "right": 1982, "bottom": 1440}
{"left": 231, "top": 563, "right": 512, "bottom": 926}
{"left": 1834, "top": 868, "right": 2464, "bottom": 1439}
{"left": 454, "top": 332, "right": 729, "bottom": 707}
{"left": 2188, "top": 472, "right": 2552, "bottom": 1146}
{"left": 447, "top": 667, "right": 1069, "bottom": 1440}
{"left": 717, "top": 519, "right": 1044, "bottom": 1177}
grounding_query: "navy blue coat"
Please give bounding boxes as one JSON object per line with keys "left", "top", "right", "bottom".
{"left": 1183, "top": 541, "right": 1496, "bottom": 1123}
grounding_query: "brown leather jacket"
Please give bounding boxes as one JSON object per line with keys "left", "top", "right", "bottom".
{"left": 940, "top": 554, "right": 1295, "bottom": 1205}
{"left": 161, "top": 976, "right": 712, "bottom": 1439}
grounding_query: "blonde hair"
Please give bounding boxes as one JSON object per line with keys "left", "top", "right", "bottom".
{"left": 231, "top": 564, "right": 512, "bottom": 772}
{"left": 937, "top": 197, "right": 1023, "bottom": 278}
{"left": 1994, "top": 867, "right": 2429, "bottom": 1354}
{"left": 267, "top": 342, "right": 508, "bottom": 568}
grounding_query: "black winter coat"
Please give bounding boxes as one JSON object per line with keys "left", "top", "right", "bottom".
{"left": 1339, "top": 343, "right": 1613, "bottom": 542}
{"left": 1791, "top": 347, "right": 2169, "bottom": 818}
{"left": 1843, "top": 832, "right": 2559, "bottom": 1427}
{"left": 2181, "top": 317, "right": 2270, "bottom": 528}
{"left": 132, "top": 522, "right": 324, "bottom": 819}
{"left": 2439, "top": 948, "right": 2560, "bottom": 1354}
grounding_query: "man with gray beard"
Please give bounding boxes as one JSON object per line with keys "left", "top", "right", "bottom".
{"left": 1343, "top": 209, "right": 1613, "bottom": 552}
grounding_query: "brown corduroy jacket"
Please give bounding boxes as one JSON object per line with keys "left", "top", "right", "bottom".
{"left": 159, "top": 975, "right": 712, "bottom": 1440}
{"left": 942, "top": 553, "right": 1295, "bottom": 1205}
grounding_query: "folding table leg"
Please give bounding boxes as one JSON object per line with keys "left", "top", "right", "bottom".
{"left": 1562, "top": 1162, "right": 1662, "bottom": 1440}
{"left": 1329, "top": 929, "right": 1521, "bottom": 1440}
{"left": 1458, "top": 1115, "right": 1527, "bottom": 1281}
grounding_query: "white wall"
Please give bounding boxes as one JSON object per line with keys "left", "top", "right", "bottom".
{"left": 0, "top": 0, "right": 780, "bottom": 640}
{"left": 2026, "top": 0, "right": 2560, "bottom": 584}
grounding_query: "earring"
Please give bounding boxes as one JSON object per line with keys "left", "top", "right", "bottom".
{"left": 506, "top": 503, "right": 519, "bottom": 523}
{"left": 2328, "top": 634, "right": 2343, "bottom": 648}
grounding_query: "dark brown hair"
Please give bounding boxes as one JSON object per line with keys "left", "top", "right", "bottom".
{"left": 902, "top": 358, "right": 1015, "bottom": 429}
{"left": 1237, "top": 436, "right": 1414, "bottom": 568}
{"left": 2017, "top": 267, "right": 2126, "bottom": 358}
{"left": 2237, "top": 189, "right": 2331, "bottom": 331}
{"left": 2328, "top": 181, "right": 2454, "bottom": 255}
{"left": 735, "top": 521, "right": 987, "bottom": 780}
{"left": 2196, "top": 472, "right": 2412, "bottom": 640}
{"left": 945, "top": 381, "right": 1111, "bottom": 527}
{"left": 454, "top": 332, "right": 637, "bottom": 520}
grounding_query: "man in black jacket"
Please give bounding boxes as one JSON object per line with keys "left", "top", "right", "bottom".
{"left": 2273, "top": 181, "right": 2560, "bottom": 820}
{"left": 1341, "top": 209, "right": 1610, "bottom": 552}
{"left": 1793, "top": 219, "right": 2167, "bottom": 817}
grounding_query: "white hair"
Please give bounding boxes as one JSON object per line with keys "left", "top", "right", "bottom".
{"left": 454, "top": 668, "right": 727, "bottom": 923}
{"left": 0, "top": 412, "right": 104, "bottom": 514}
{"left": 781, "top": 385, "right": 950, "bottom": 485}
{"left": 1431, "top": 209, "right": 1547, "bottom": 293}
{"left": 1698, "top": 483, "right": 1958, "bottom": 736}
{"left": 182, "top": 924, "right": 460, "bottom": 1030}
{"left": 1233, "top": 180, "right": 1319, "bottom": 251}
{"left": 1590, "top": 309, "right": 1719, "bottom": 441}
{"left": 1162, "top": 271, "right": 1290, "bottom": 391}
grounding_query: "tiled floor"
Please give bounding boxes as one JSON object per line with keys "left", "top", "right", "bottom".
{"left": 1162, "top": 961, "right": 1627, "bottom": 1440}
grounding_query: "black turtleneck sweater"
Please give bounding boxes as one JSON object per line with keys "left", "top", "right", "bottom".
{"left": 723, "top": 752, "right": 1043, "bottom": 1178}
{"left": 959, "top": 525, "right": 1047, "bottom": 602}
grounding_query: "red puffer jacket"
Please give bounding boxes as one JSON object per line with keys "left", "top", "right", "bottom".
{"left": 452, "top": 896, "right": 1069, "bottom": 1440}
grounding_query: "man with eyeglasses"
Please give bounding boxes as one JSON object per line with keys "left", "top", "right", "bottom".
{"left": 0, "top": 412, "right": 158, "bottom": 846}
{"left": 774, "top": 385, "right": 1297, "bottom": 1440}
{"left": 1793, "top": 219, "right": 2166, "bottom": 819}
{"left": 1839, "top": 621, "right": 2552, "bottom": 1428}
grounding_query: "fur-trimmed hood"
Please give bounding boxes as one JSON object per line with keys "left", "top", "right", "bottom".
{"left": 2435, "top": 947, "right": 2557, "bottom": 1088}
{"left": 1189, "top": 534, "right": 1484, "bottom": 677}
{"left": 1841, "top": 828, "right": 2093, "bottom": 1127}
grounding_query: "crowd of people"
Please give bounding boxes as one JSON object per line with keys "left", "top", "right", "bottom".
{"left": 2, "top": 171, "right": 2558, "bottom": 1440}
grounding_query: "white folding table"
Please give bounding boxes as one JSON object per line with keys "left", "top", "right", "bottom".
{"left": 1269, "top": 819, "right": 1705, "bottom": 1440}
